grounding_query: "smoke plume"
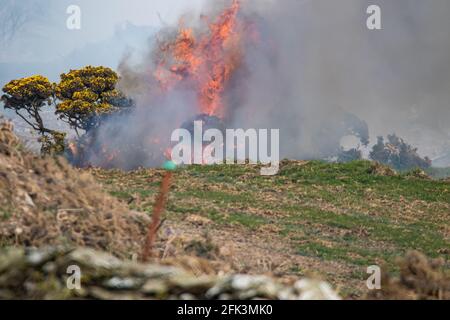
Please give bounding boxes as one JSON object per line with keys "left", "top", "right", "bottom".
{"left": 90, "top": 0, "right": 450, "bottom": 168}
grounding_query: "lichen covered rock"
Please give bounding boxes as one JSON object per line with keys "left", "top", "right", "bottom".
{"left": 0, "top": 246, "right": 341, "bottom": 300}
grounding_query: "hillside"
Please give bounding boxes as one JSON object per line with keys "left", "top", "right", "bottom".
{"left": 0, "top": 121, "right": 341, "bottom": 300}
{"left": 0, "top": 120, "right": 448, "bottom": 299}
{"left": 91, "top": 160, "right": 450, "bottom": 298}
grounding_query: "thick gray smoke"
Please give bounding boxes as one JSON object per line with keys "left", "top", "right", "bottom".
{"left": 92, "top": 0, "right": 450, "bottom": 167}
{"left": 230, "top": 0, "right": 450, "bottom": 160}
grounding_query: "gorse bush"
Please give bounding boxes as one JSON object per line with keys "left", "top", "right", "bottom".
{"left": 1, "top": 66, "right": 133, "bottom": 155}
{"left": 370, "top": 134, "right": 431, "bottom": 171}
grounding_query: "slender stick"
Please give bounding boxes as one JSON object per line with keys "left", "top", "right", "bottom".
{"left": 141, "top": 171, "right": 173, "bottom": 262}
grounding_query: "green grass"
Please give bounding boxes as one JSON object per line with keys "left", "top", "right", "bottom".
{"left": 177, "top": 189, "right": 257, "bottom": 205}
{"left": 279, "top": 161, "right": 450, "bottom": 203}
{"left": 222, "top": 212, "right": 268, "bottom": 229}
{"left": 296, "top": 241, "right": 380, "bottom": 266}
{"left": 92, "top": 160, "right": 450, "bottom": 292}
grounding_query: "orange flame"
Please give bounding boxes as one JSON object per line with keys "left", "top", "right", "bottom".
{"left": 154, "top": 0, "right": 242, "bottom": 117}
{"left": 68, "top": 141, "right": 78, "bottom": 157}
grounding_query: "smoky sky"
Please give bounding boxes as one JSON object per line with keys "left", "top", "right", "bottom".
{"left": 1, "top": 0, "right": 450, "bottom": 164}
{"left": 0, "top": 0, "right": 206, "bottom": 63}
{"left": 111, "top": 0, "right": 450, "bottom": 165}
{"left": 229, "top": 0, "right": 450, "bottom": 159}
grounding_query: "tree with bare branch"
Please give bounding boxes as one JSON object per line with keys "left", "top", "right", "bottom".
{"left": 0, "top": 0, "right": 40, "bottom": 45}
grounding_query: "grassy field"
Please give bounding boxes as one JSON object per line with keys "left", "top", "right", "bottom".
{"left": 91, "top": 160, "right": 450, "bottom": 298}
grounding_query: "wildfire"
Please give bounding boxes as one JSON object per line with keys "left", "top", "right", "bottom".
{"left": 154, "top": 0, "right": 243, "bottom": 118}
{"left": 67, "top": 0, "right": 256, "bottom": 169}
{"left": 68, "top": 141, "right": 78, "bottom": 157}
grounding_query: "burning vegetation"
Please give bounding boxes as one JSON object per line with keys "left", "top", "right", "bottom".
{"left": 0, "top": 0, "right": 435, "bottom": 172}
{"left": 0, "top": 0, "right": 449, "bottom": 302}
{"left": 154, "top": 0, "right": 243, "bottom": 118}
{"left": 1, "top": 1, "right": 251, "bottom": 167}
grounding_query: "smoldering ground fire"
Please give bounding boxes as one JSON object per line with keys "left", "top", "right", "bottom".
{"left": 171, "top": 120, "right": 280, "bottom": 175}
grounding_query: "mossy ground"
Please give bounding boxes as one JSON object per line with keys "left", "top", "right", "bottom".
{"left": 91, "top": 160, "right": 450, "bottom": 298}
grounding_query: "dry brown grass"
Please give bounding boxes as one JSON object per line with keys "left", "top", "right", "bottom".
{"left": 0, "top": 121, "right": 149, "bottom": 258}
{"left": 368, "top": 251, "right": 450, "bottom": 300}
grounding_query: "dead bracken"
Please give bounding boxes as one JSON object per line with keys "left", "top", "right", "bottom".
{"left": 368, "top": 251, "right": 450, "bottom": 300}
{"left": 0, "top": 121, "right": 149, "bottom": 258}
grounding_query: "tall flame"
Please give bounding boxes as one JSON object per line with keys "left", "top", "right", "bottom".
{"left": 154, "top": 0, "right": 242, "bottom": 117}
